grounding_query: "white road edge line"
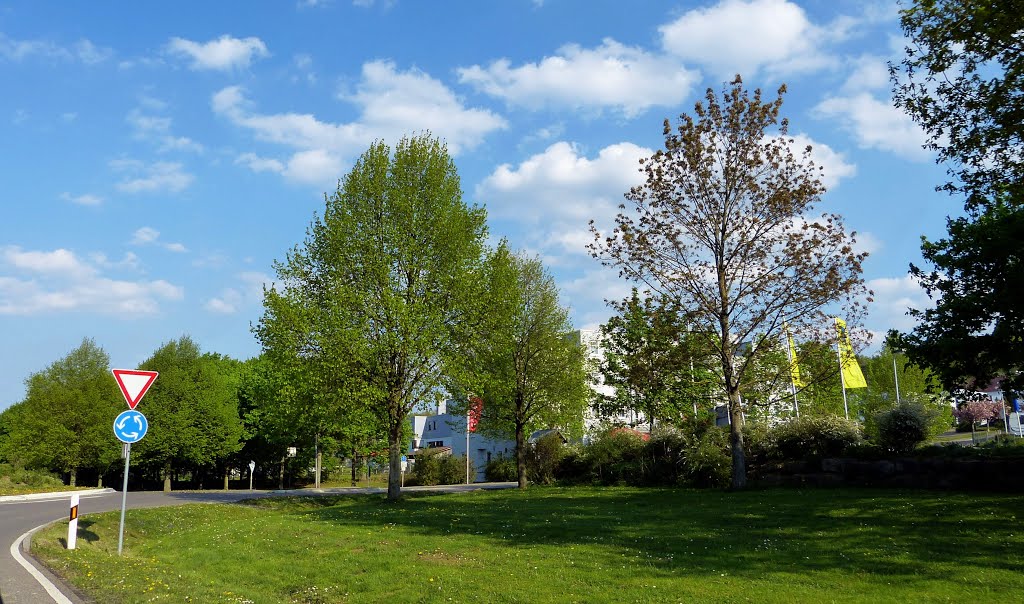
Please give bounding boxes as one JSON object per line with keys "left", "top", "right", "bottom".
{"left": 9, "top": 521, "right": 74, "bottom": 604}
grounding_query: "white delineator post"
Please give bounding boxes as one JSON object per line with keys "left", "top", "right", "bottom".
{"left": 67, "top": 493, "right": 80, "bottom": 550}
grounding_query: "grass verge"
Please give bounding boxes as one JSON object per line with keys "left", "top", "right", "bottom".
{"left": 32, "top": 486, "right": 1024, "bottom": 603}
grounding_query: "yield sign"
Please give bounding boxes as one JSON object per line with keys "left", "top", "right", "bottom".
{"left": 111, "top": 369, "right": 158, "bottom": 410}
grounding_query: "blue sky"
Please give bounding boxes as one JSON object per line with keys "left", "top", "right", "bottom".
{"left": 0, "top": 0, "right": 955, "bottom": 410}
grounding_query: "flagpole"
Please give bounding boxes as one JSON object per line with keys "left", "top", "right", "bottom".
{"left": 466, "top": 410, "right": 470, "bottom": 485}
{"left": 892, "top": 355, "right": 901, "bottom": 404}
{"left": 835, "top": 318, "right": 849, "bottom": 419}
{"left": 784, "top": 327, "right": 799, "bottom": 418}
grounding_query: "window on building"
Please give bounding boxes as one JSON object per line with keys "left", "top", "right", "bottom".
{"left": 427, "top": 441, "right": 444, "bottom": 448}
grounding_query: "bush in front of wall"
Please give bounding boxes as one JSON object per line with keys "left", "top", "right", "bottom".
{"left": 770, "top": 415, "right": 863, "bottom": 460}
{"left": 873, "top": 401, "right": 933, "bottom": 454}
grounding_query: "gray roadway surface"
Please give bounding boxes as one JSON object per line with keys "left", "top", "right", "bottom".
{"left": 1, "top": 483, "right": 515, "bottom": 604}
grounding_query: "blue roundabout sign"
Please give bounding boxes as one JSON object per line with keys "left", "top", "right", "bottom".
{"left": 113, "top": 410, "right": 148, "bottom": 444}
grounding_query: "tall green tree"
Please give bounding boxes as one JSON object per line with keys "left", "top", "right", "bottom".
{"left": 1, "top": 339, "right": 121, "bottom": 485}
{"left": 598, "top": 288, "right": 716, "bottom": 426}
{"left": 462, "top": 243, "right": 588, "bottom": 489}
{"left": 891, "top": 0, "right": 1023, "bottom": 210}
{"left": 891, "top": 1, "right": 1024, "bottom": 390}
{"left": 262, "top": 134, "right": 488, "bottom": 501}
{"left": 591, "top": 77, "right": 868, "bottom": 489}
{"left": 133, "top": 337, "right": 243, "bottom": 492}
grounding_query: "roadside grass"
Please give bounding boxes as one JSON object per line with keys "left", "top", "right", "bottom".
{"left": 32, "top": 486, "right": 1024, "bottom": 603}
{"left": 0, "top": 465, "right": 82, "bottom": 496}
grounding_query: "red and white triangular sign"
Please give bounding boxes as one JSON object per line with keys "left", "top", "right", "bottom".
{"left": 111, "top": 369, "right": 158, "bottom": 410}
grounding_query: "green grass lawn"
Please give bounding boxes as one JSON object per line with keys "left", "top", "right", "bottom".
{"left": 32, "top": 486, "right": 1024, "bottom": 603}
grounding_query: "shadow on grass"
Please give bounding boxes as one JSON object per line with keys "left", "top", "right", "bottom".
{"left": 246, "top": 486, "right": 1024, "bottom": 585}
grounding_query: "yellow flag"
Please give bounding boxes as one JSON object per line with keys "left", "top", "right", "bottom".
{"left": 834, "top": 317, "right": 867, "bottom": 388}
{"left": 784, "top": 324, "right": 804, "bottom": 388}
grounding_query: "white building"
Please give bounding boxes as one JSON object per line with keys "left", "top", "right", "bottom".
{"left": 408, "top": 401, "right": 515, "bottom": 482}
{"left": 574, "top": 328, "right": 648, "bottom": 434}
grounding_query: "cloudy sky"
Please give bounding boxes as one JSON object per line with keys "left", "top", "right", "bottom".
{"left": 0, "top": 0, "right": 953, "bottom": 409}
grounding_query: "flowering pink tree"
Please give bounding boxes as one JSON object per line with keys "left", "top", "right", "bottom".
{"left": 952, "top": 401, "right": 1003, "bottom": 434}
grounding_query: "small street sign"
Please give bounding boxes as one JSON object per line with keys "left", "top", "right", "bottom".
{"left": 111, "top": 369, "right": 158, "bottom": 410}
{"left": 113, "top": 410, "right": 148, "bottom": 444}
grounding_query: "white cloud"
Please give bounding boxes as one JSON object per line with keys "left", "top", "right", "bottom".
{"left": 130, "top": 227, "right": 160, "bottom": 245}
{"left": 0, "top": 33, "right": 112, "bottom": 64}
{"left": 0, "top": 247, "right": 182, "bottom": 316}
{"left": 205, "top": 271, "right": 272, "bottom": 314}
{"left": 235, "top": 153, "right": 285, "bottom": 174}
{"left": 74, "top": 39, "right": 113, "bottom": 64}
{"left": 166, "top": 35, "right": 269, "bottom": 71}
{"left": 477, "top": 141, "right": 650, "bottom": 228}
{"left": 841, "top": 55, "right": 891, "bottom": 93}
{"left": 343, "top": 60, "right": 508, "bottom": 152}
{"left": 865, "top": 274, "right": 931, "bottom": 333}
{"left": 216, "top": 61, "right": 506, "bottom": 184}
{"left": 2, "top": 246, "right": 94, "bottom": 275}
{"left": 284, "top": 149, "right": 344, "bottom": 185}
{"left": 130, "top": 227, "right": 187, "bottom": 253}
{"left": 458, "top": 38, "right": 699, "bottom": 117}
{"left": 126, "top": 107, "right": 204, "bottom": 154}
{"left": 784, "top": 134, "right": 857, "bottom": 190}
{"left": 112, "top": 160, "right": 194, "bottom": 194}
{"left": 813, "top": 92, "right": 931, "bottom": 161}
{"left": 659, "top": 0, "right": 836, "bottom": 77}
{"left": 60, "top": 192, "right": 103, "bottom": 206}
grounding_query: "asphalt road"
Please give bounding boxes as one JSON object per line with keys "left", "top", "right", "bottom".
{"left": 0, "top": 483, "right": 515, "bottom": 604}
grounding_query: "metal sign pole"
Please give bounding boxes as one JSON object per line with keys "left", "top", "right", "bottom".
{"left": 117, "top": 443, "right": 131, "bottom": 556}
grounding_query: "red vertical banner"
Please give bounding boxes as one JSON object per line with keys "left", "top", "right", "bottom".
{"left": 468, "top": 396, "right": 483, "bottom": 432}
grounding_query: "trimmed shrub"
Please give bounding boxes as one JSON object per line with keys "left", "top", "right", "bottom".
{"left": 411, "top": 449, "right": 475, "bottom": 485}
{"left": 526, "top": 433, "right": 565, "bottom": 485}
{"left": 874, "top": 402, "right": 933, "bottom": 454}
{"left": 770, "top": 415, "right": 862, "bottom": 460}
{"left": 681, "top": 426, "right": 731, "bottom": 488}
{"left": 583, "top": 428, "right": 646, "bottom": 485}
{"left": 484, "top": 455, "right": 517, "bottom": 482}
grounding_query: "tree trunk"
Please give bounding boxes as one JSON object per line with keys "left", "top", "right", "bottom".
{"left": 515, "top": 421, "right": 527, "bottom": 490}
{"left": 163, "top": 463, "right": 172, "bottom": 492}
{"left": 351, "top": 449, "right": 358, "bottom": 487}
{"left": 97, "top": 475, "right": 103, "bottom": 488}
{"left": 315, "top": 433, "right": 322, "bottom": 489}
{"left": 223, "top": 467, "right": 230, "bottom": 491}
{"left": 69, "top": 467, "right": 77, "bottom": 487}
{"left": 278, "top": 458, "right": 285, "bottom": 490}
{"left": 387, "top": 414, "right": 403, "bottom": 501}
{"left": 728, "top": 390, "right": 747, "bottom": 489}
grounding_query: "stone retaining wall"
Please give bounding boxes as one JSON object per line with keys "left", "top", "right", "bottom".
{"left": 751, "top": 457, "right": 1024, "bottom": 491}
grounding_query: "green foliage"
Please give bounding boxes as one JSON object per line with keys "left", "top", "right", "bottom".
{"left": 560, "top": 420, "right": 730, "bottom": 488}
{"left": 484, "top": 455, "right": 517, "bottom": 482}
{"left": 597, "top": 289, "right": 715, "bottom": 425}
{"left": 873, "top": 402, "right": 934, "bottom": 454}
{"left": 133, "top": 337, "right": 243, "bottom": 490}
{"left": 581, "top": 428, "right": 647, "bottom": 486}
{"left": 525, "top": 433, "right": 564, "bottom": 485}
{"left": 410, "top": 449, "right": 474, "bottom": 486}
{"left": 0, "top": 463, "right": 64, "bottom": 491}
{"left": 0, "top": 339, "right": 122, "bottom": 485}
{"left": 261, "top": 133, "right": 489, "bottom": 500}
{"left": 769, "top": 415, "right": 863, "bottom": 460}
{"left": 460, "top": 242, "right": 588, "bottom": 488}
{"left": 892, "top": 1, "right": 1024, "bottom": 390}
{"left": 892, "top": 0, "right": 1023, "bottom": 210}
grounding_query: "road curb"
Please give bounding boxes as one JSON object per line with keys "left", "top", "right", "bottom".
{"left": 10, "top": 520, "right": 76, "bottom": 603}
{"left": 0, "top": 488, "right": 114, "bottom": 504}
